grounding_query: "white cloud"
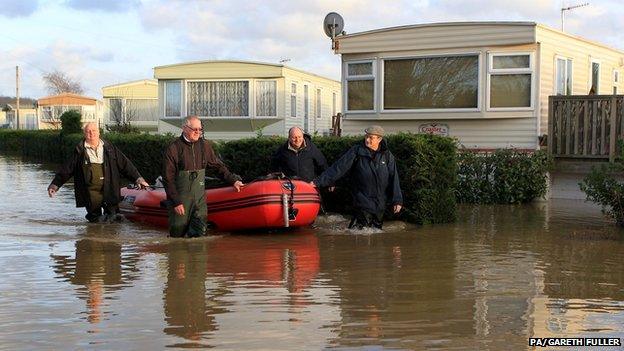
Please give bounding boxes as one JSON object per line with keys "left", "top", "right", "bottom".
{"left": 0, "top": 0, "right": 39, "bottom": 17}
{"left": 64, "top": 0, "right": 140, "bottom": 12}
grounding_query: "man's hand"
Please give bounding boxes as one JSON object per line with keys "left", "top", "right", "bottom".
{"left": 136, "top": 177, "right": 149, "bottom": 189}
{"left": 393, "top": 204, "right": 402, "bottom": 214}
{"left": 47, "top": 185, "right": 58, "bottom": 198}
{"left": 233, "top": 180, "right": 244, "bottom": 192}
{"left": 174, "top": 204, "right": 185, "bottom": 216}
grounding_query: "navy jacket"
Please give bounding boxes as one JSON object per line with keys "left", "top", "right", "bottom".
{"left": 314, "top": 140, "right": 403, "bottom": 215}
{"left": 50, "top": 140, "right": 142, "bottom": 208}
{"left": 270, "top": 135, "right": 328, "bottom": 182}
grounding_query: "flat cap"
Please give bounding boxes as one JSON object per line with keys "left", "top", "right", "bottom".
{"left": 364, "top": 125, "right": 385, "bottom": 137}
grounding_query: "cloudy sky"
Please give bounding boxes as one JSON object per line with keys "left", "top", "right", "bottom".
{"left": 1, "top": 0, "right": 622, "bottom": 99}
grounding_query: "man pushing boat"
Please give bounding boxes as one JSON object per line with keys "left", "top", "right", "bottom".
{"left": 162, "top": 116, "right": 244, "bottom": 237}
{"left": 47, "top": 122, "right": 149, "bottom": 222}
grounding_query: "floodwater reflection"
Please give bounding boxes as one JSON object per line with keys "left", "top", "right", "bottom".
{"left": 0, "top": 155, "right": 623, "bottom": 350}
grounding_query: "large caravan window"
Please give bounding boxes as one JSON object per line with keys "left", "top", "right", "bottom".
{"left": 165, "top": 81, "right": 182, "bottom": 117}
{"left": 346, "top": 61, "right": 375, "bottom": 111}
{"left": 188, "top": 81, "right": 249, "bottom": 117}
{"left": 255, "top": 80, "right": 276, "bottom": 117}
{"left": 383, "top": 55, "right": 478, "bottom": 110}
{"left": 555, "top": 57, "right": 573, "bottom": 95}
{"left": 488, "top": 53, "right": 533, "bottom": 109}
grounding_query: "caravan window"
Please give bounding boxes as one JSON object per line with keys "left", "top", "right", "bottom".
{"left": 488, "top": 53, "right": 533, "bottom": 109}
{"left": 255, "top": 80, "right": 277, "bottom": 117}
{"left": 164, "top": 81, "right": 182, "bottom": 117}
{"left": 383, "top": 55, "right": 479, "bottom": 110}
{"left": 346, "top": 61, "right": 375, "bottom": 111}
{"left": 187, "top": 81, "right": 249, "bottom": 117}
{"left": 555, "top": 57, "right": 573, "bottom": 95}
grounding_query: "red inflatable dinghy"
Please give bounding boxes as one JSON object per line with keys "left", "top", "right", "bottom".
{"left": 119, "top": 177, "right": 321, "bottom": 231}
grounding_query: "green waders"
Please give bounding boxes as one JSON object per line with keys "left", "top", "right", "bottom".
{"left": 168, "top": 169, "right": 206, "bottom": 238}
{"left": 83, "top": 162, "right": 105, "bottom": 222}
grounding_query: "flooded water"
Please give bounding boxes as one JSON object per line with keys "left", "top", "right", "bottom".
{"left": 0, "top": 155, "right": 623, "bottom": 350}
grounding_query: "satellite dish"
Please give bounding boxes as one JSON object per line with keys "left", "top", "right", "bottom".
{"left": 323, "top": 12, "right": 344, "bottom": 39}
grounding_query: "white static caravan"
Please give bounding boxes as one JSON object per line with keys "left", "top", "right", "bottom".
{"left": 154, "top": 60, "right": 341, "bottom": 140}
{"left": 102, "top": 79, "right": 159, "bottom": 132}
{"left": 334, "top": 21, "right": 624, "bottom": 150}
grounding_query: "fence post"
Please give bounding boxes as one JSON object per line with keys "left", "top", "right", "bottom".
{"left": 610, "top": 96, "right": 617, "bottom": 162}
{"left": 548, "top": 96, "right": 554, "bottom": 156}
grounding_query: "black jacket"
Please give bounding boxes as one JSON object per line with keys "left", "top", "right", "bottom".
{"left": 270, "top": 135, "right": 328, "bottom": 182}
{"left": 50, "top": 140, "right": 143, "bottom": 208}
{"left": 314, "top": 140, "right": 403, "bottom": 215}
{"left": 163, "top": 136, "right": 241, "bottom": 206}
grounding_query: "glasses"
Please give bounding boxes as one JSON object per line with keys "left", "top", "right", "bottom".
{"left": 184, "top": 125, "right": 203, "bottom": 132}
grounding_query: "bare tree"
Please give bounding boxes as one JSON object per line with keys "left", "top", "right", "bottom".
{"left": 106, "top": 98, "right": 139, "bottom": 133}
{"left": 42, "top": 70, "right": 85, "bottom": 95}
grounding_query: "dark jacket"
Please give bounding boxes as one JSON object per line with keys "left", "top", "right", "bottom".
{"left": 50, "top": 140, "right": 142, "bottom": 208}
{"left": 270, "top": 134, "right": 328, "bottom": 182}
{"left": 314, "top": 139, "right": 403, "bottom": 215}
{"left": 163, "top": 136, "right": 241, "bottom": 206}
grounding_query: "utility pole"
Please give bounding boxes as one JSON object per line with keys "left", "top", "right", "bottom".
{"left": 15, "top": 66, "right": 20, "bottom": 130}
{"left": 561, "top": 2, "right": 589, "bottom": 32}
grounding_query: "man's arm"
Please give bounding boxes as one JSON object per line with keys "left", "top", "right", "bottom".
{"left": 113, "top": 146, "right": 147, "bottom": 186}
{"left": 162, "top": 144, "right": 182, "bottom": 206}
{"left": 204, "top": 142, "right": 241, "bottom": 185}
{"left": 48, "top": 148, "right": 79, "bottom": 196}
{"left": 313, "top": 146, "right": 357, "bottom": 188}
{"left": 387, "top": 153, "right": 403, "bottom": 212}
{"left": 269, "top": 148, "right": 282, "bottom": 174}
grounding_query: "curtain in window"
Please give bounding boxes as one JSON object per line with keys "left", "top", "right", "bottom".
{"left": 188, "top": 81, "right": 249, "bottom": 117}
{"left": 256, "top": 81, "right": 276, "bottom": 116}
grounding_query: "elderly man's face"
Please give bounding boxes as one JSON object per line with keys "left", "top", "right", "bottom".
{"left": 364, "top": 133, "right": 382, "bottom": 151}
{"left": 183, "top": 119, "right": 203, "bottom": 142}
{"left": 83, "top": 124, "right": 100, "bottom": 145}
{"left": 289, "top": 129, "right": 304, "bottom": 149}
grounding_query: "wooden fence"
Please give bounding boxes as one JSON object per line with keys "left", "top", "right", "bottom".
{"left": 548, "top": 95, "right": 624, "bottom": 161}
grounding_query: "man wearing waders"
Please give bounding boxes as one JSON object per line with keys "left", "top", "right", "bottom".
{"left": 162, "top": 116, "right": 244, "bottom": 237}
{"left": 47, "top": 122, "right": 149, "bottom": 222}
{"left": 312, "top": 125, "right": 402, "bottom": 229}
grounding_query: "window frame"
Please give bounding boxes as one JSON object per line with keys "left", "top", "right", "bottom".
{"left": 163, "top": 80, "right": 183, "bottom": 118}
{"left": 380, "top": 52, "right": 482, "bottom": 113}
{"left": 589, "top": 58, "right": 601, "bottom": 94}
{"left": 614, "top": 69, "right": 619, "bottom": 95}
{"left": 486, "top": 51, "right": 535, "bottom": 111}
{"left": 254, "top": 79, "right": 278, "bottom": 118}
{"left": 344, "top": 59, "right": 376, "bottom": 113}
{"left": 315, "top": 88, "right": 322, "bottom": 118}
{"left": 554, "top": 55, "right": 574, "bottom": 95}
{"left": 290, "top": 82, "right": 297, "bottom": 118}
{"left": 185, "top": 79, "right": 252, "bottom": 118}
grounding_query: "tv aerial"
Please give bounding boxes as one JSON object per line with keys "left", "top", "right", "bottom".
{"left": 323, "top": 12, "right": 344, "bottom": 50}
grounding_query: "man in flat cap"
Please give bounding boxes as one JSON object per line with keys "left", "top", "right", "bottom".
{"left": 312, "top": 125, "right": 402, "bottom": 229}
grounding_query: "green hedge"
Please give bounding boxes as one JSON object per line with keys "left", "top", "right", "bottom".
{"left": 457, "top": 149, "right": 551, "bottom": 204}
{"left": 0, "top": 130, "right": 458, "bottom": 224}
{"left": 580, "top": 162, "right": 624, "bottom": 225}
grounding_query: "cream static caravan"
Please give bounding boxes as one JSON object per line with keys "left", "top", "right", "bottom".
{"left": 334, "top": 21, "right": 624, "bottom": 150}
{"left": 37, "top": 93, "right": 103, "bottom": 130}
{"left": 154, "top": 60, "right": 341, "bottom": 139}
{"left": 102, "top": 79, "right": 159, "bottom": 132}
